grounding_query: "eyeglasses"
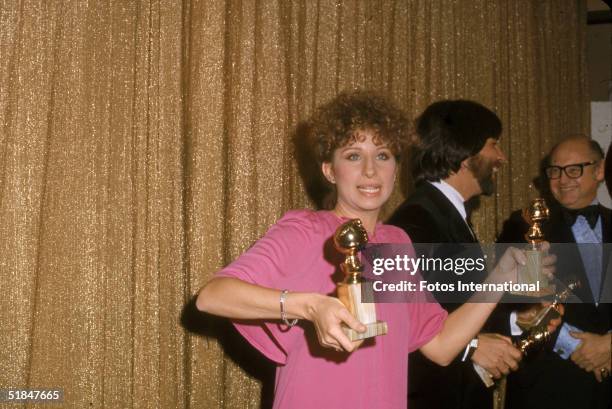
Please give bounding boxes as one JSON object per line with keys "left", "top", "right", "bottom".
{"left": 544, "top": 160, "right": 599, "bottom": 180}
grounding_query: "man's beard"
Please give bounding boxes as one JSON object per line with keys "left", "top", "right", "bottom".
{"left": 468, "top": 155, "right": 497, "bottom": 196}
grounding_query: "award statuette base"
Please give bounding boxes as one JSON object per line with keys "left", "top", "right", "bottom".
{"left": 337, "top": 281, "right": 387, "bottom": 341}
{"left": 511, "top": 249, "right": 555, "bottom": 297}
{"left": 345, "top": 321, "right": 388, "bottom": 341}
{"left": 474, "top": 364, "right": 495, "bottom": 387}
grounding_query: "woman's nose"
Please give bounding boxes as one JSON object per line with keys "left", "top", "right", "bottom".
{"left": 363, "top": 157, "right": 376, "bottom": 177}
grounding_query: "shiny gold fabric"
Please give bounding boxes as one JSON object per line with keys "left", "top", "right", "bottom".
{"left": 0, "top": 1, "right": 588, "bottom": 408}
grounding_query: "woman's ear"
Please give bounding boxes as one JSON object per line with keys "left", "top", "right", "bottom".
{"left": 321, "top": 162, "right": 336, "bottom": 184}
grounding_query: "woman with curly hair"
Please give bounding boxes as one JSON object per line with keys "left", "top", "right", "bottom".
{"left": 196, "top": 91, "right": 530, "bottom": 409}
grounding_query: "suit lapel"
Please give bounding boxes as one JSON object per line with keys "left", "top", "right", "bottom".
{"left": 597, "top": 206, "right": 612, "bottom": 300}
{"left": 599, "top": 205, "right": 611, "bottom": 243}
{"left": 420, "top": 182, "right": 476, "bottom": 243}
{"left": 546, "top": 208, "right": 596, "bottom": 302}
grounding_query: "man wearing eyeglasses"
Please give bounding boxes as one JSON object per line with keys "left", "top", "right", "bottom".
{"left": 497, "top": 136, "right": 611, "bottom": 409}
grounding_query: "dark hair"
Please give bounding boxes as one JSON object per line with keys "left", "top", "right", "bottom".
{"left": 293, "top": 90, "right": 412, "bottom": 209}
{"left": 412, "top": 100, "right": 502, "bottom": 182}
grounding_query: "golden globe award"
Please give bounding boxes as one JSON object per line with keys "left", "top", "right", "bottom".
{"left": 333, "top": 219, "right": 387, "bottom": 341}
{"left": 512, "top": 198, "right": 554, "bottom": 296}
{"left": 492, "top": 282, "right": 579, "bottom": 409}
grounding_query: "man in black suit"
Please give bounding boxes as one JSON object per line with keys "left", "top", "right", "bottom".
{"left": 388, "top": 100, "right": 522, "bottom": 409}
{"left": 497, "top": 136, "right": 611, "bottom": 409}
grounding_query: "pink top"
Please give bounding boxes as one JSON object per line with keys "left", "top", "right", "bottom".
{"left": 217, "top": 210, "right": 447, "bottom": 409}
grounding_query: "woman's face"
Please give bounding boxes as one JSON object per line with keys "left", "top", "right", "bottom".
{"left": 321, "top": 129, "right": 397, "bottom": 219}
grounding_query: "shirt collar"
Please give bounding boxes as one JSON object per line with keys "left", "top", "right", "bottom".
{"left": 429, "top": 180, "right": 467, "bottom": 220}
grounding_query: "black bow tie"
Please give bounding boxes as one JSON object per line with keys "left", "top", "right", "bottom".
{"left": 562, "top": 205, "right": 600, "bottom": 229}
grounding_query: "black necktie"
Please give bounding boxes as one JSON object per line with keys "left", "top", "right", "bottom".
{"left": 466, "top": 219, "right": 478, "bottom": 242}
{"left": 562, "top": 205, "right": 600, "bottom": 229}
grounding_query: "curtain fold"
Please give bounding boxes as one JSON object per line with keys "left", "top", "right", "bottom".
{"left": 0, "top": 1, "right": 589, "bottom": 408}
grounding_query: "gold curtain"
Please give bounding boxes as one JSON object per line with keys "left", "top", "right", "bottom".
{"left": 0, "top": 1, "right": 588, "bottom": 408}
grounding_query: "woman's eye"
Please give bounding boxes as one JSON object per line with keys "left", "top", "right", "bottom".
{"left": 346, "top": 153, "right": 360, "bottom": 161}
{"left": 377, "top": 152, "right": 390, "bottom": 160}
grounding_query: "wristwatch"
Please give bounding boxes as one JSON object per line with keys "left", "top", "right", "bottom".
{"left": 461, "top": 337, "right": 479, "bottom": 362}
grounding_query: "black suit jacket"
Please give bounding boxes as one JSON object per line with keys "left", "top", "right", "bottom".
{"left": 389, "top": 181, "right": 477, "bottom": 245}
{"left": 497, "top": 203, "right": 612, "bottom": 409}
{"left": 388, "top": 182, "right": 495, "bottom": 409}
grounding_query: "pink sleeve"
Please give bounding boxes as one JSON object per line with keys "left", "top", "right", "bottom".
{"left": 215, "top": 210, "right": 316, "bottom": 364}
{"left": 407, "top": 302, "right": 448, "bottom": 352}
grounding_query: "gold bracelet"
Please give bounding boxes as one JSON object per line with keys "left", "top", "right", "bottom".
{"left": 280, "top": 290, "right": 298, "bottom": 328}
